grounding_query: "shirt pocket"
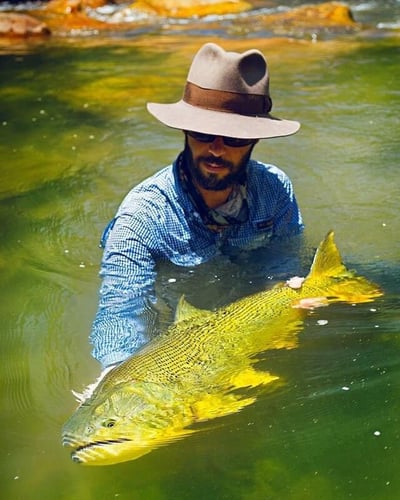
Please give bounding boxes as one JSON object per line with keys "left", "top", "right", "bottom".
{"left": 246, "top": 218, "right": 275, "bottom": 250}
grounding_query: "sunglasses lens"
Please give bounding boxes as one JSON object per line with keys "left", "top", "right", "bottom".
{"left": 187, "top": 131, "right": 255, "bottom": 148}
{"left": 188, "top": 131, "right": 215, "bottom": 142}
{"left": 223, "top": 137, "right": 255, "bottom": 147}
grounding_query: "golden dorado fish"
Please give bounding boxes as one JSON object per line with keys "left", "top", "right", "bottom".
{"left": 62, "top": 231, "right": 382, "bottom": 465}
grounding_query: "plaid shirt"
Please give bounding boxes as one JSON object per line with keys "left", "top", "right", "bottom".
{"left": 90, "top": 157, "right": 303, "bottom": 367}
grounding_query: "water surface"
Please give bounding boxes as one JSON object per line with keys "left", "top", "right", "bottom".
{"left": 0, "top": 2, "right": 399, "bottom": 498}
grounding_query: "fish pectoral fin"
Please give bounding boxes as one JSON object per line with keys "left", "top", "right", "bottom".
{"left": 190, "top": 368, "right": 280, "bottom": 423}
{"left": 230, "top": 367, "right": 279, "bottom": 389}
{"left": 174, "top": 295, "right": 213, "bottom": 323}
{"left": 190, "top": 393, "right": 255, "bottom": 422}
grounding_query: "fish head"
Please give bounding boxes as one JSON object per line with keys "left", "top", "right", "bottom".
{"left": 62, "top": 379, "right": 192, "bottom": 466}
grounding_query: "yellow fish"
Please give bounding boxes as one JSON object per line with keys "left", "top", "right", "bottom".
{"left": 62, "top": 231, "right": 382, "bottom": 465}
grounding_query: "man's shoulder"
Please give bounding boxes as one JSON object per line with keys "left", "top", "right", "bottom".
{"left": 134, "top": 164, "right": 175, "bottom": 192}
{"left": 117, "top": 163, "right": 181, "bottom": 215}
{"left": 128, "top": 164, "right": 175, "bottom": 194}
{"left": 248, "top": 160, "right": 291, "bottom": 185}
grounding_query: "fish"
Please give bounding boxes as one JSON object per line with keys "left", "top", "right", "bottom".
{"left": 62, "top": 231, "right": 382, "bottom": 466}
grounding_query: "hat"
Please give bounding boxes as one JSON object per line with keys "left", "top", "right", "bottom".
{"left": 147, "top": 43, "right": 300, "bottom": 140}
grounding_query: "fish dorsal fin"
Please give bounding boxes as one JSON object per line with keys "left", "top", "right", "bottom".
{"left": 174, "top": 295, "right": 212, "bottom": 323}
{"left": 306, "top": 231, "right": 348, "bottom": 280}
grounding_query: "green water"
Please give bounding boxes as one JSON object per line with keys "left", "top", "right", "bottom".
{"left": 1, "top": 12, "right": 399, "bottom": 500}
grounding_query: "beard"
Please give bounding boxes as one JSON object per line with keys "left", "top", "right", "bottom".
{"left": 183, "top": 138, "right": 253, "bottom": 191}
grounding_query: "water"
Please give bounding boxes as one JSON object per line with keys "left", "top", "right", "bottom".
{"left": 0, "top": 0, "right": 399, "bottom": 498}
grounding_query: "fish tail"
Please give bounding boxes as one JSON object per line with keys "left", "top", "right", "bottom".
{"left": 305, "top": 231, "right": 383, "bottom": 304}
{"left": 307, "top": 230, "right": 347, "bottom": 279}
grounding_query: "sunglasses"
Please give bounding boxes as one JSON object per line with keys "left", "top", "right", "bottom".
{"left": 186, "top": 130, "right": 256, "bottom": 148}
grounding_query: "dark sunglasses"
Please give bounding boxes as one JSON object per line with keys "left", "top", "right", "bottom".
{"left": 186, "top": 130, "right": 256, "bottom": 148}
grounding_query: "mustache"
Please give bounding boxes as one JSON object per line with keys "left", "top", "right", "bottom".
{"left": 200, "top": 156, "right": 234, "bottom": 169}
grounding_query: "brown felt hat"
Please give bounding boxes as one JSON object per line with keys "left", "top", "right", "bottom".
{"left": 147, "top": 42, "right": 300, "bottom": 140}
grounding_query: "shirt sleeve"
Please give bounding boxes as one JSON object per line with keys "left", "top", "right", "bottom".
{"left": 89, "top": 212, "right": 158, "bottom": 368}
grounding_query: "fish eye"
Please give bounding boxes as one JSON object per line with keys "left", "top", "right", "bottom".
{"left": 103, "top": 419, "right": 117, "bottom": 428}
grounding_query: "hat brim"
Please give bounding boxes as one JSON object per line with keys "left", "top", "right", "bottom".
{"left": 147, "top": 101, "right": 300, "bottom": 139}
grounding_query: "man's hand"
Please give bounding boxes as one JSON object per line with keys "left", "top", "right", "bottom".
{"left": 286, "top": 276, "right": 305, "bottom": 289}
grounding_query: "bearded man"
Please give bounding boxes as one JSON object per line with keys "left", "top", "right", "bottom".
{"left": 90, "top": 42, "right": 303, "bottom": 369}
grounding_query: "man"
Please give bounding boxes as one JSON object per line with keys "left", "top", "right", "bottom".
{"left": 90, "top": 42, "right": 303, "bottom": 369}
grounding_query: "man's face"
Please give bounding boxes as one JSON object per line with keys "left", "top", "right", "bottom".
{"left": 183, "top": 133, "right": 257, "bottom": 191}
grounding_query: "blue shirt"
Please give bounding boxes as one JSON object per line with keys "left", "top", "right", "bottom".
{"left": 90, "top": 158, "right": 303, "bottom": 367}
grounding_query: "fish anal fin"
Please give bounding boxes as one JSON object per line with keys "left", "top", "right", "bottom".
{"left": 190, "top": 393, "right": 255, "bottom": 422}
{"left": 175, "top": 295, "right": 212, "bottom": 323}
{"left": 230, "top": 367, "right": 279, "bottom": 389}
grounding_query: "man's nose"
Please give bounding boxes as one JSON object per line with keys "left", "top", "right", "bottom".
{"left": 208, "top": 136, "right": 225, "bottom": 156}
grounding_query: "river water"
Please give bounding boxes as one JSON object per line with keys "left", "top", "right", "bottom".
{"left": 1, "top": 0, "right": 399, "bottom": 498}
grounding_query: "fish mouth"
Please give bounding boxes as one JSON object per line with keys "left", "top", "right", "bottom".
{"left": 64, "top": 437, "right": 132, "bottom": 464}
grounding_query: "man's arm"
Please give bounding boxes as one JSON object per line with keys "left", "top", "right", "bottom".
{"left": 89, "top": 213, "right": 158, "bottom": 368}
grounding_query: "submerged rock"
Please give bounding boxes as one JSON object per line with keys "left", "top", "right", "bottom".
{"left": 0, "top": 13, "right": 51, "bottom": 36}
{"left": 227, "top": 1, "right": 359, "bottom": 39}
{"left": 263, "top": 2, "right": 358, "bottom": 30}
{"left": 43, "top": 0, "right": 113, "bottom": 32}
{"left": 130, "top": 0, "right": 252, "bottom": 18}
{"left": 46, "top": 0, "right": 108, "bottom": 15}
{"left": 263, "top": 2, "right": 358, "bottom": 31}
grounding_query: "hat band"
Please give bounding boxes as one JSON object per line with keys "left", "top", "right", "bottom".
{"left": 183, "top": 82, "right": 272, "bottom": 117}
